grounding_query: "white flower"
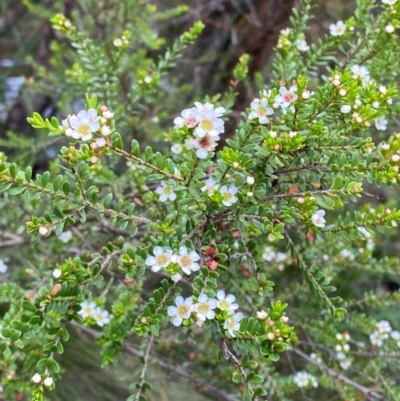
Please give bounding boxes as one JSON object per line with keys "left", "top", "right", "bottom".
{"left": 262, "top": 246, "right": 277, "bottom": 262}
{"left": 58, "top": 230, "right": 72, "bottom": 243}
{"left": 390, "top": 331, "right": 400, "bottom": 347}
{"left": 248, "top": 98, "right": 274, "bottom": 124}
{"left": 0, "top": 259, "right": 8, "bottom": 273}
{"left": 357, "top": 227, "right": 371, "bottom": 238}
{"left": 52, "top": 269, "right": 62, "bottom": 279}
{"left": 281, "top": 28, "right": 291, "bottom": 36}
{"left": 370, "top": 330, "right": 388, "bottom": 347}
{"left": 31, "top": 373, "right": 42, "bottom": 383}
{"left": 176, "top": 246, "right": 201, "bottom": 275}
{"left": 382, "top": 0, "right": 398, "bottom": 5}
{"left": 340, "top": 105, "right": 351, "bottom": 113}
{"left": 216, "top": 290, "right": 238, "bottom": 311}
{"left": 113, "top": 38, "right": 123, "bottom": 47}
{"left": 145, "top": 246, "right": 173, "bottom": 272}
{"left": 193, "top": 132, "right": 219, "bottom": 159}
{"left": 194, "top": 294, "right": 218, "bottom": 321}
{"left": 93, "top": 307, "right": 110, "bottom": 327}
{"left": 385, "top": 24, "right": 395, "bottom": 33}
{"left": 274, "top": 86, "right": 298, "bottom": 108}
{"left": 293, "top": 371, "right": 318, "bottom": 388}
{"left": 167, "top": 296, "right": 193, "bottom": 326}
{"left": 220, "top": 185, "right": 239, "bottom": 207}
{"left": 256, "top": 310, "right": 268, "bottom": 320}
{"left": 295, "top": 39, "right": 310, "bottom": 52}
{"left": 329, "top": 21, "right": 346, "bottom": 36}
{"left": 224, "top": 312, "right": 244, "bottom": 337}
{"left": 171, "top": 143, "right": 182, "bottom": 154}
{"left": 376, "top": 320, "right": 392, "bottom": 333}
{"left": 43, "top": 377, "right": 54, "bottom": 387}
{"left": 340, "top": 359, "right": 352, "bottom": 370}
{"left": 171, "top": 273, "right": 182, "bottom": 283}
{"left": 68, "top": 109, "right": 100, "bottom": 141}
{"left": 350, "top": 65, "right": 371, "bottom": 85}
{"left": 174, "top": 108, "right": 198, "bottom": 129}
{"left": 375, "top": 116, "right": 388, "bottom": 131}
{"left": 193, "top": 102, "right": 225, "bottom": 138}
{"left": 156, "top": 181, "right": 177, "bottom": 202}
{"left": 311, "top": 210, "right": 326, "bottom": 228}
{"left": 78, "top": 301, "right": 97, "bottom": 319}
{"left": 201, "top": 178, "right": 219, "bottom": 195}
{"left": 340, "top": 249, "right": 355, "bottom": 261}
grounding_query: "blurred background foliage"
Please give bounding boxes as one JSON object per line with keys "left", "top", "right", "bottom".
{"left": 5, "top": 0, "right": 400, "bottom": 400}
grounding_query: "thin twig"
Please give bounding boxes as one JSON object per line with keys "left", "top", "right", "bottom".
{"left": 135, "top": 334, "right": 154, "bottom": 401}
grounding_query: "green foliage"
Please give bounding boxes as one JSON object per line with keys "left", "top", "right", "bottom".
{"left": 1, "top": 0, "right": 400, "bottom": 401}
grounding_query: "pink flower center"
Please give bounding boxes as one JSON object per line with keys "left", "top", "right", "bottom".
{"left": 180, "top": 255, "right": 192, "bottom": 268}
{"left": 283, "top": 92, "right": 294, "bottom": 103}
{"left": 185, "top": 117, "right": 197, "bottom": 128}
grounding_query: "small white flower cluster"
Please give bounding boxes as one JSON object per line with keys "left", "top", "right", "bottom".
{"left": 201, "top": 178, "right": 239, "bottom": 207}
{"left": 329, "top": 20, "right": 346, "bottom": 36}
{"left": 167, "top": 290, "right": 243, "bottom": 336}
{"left": 370, "top": 320, "right": 400, "bottom": 347}
{"left": 293, "top": 371, "right": 318, "bottom": 388}
{"left": 31, "top": 373, "right": 53, "bottom": 387}
{"left": 61, "top": 105, "right": 114, "bottom": 148}
{"left": 262, "top": 246, "right": 288, "bottom": 264}
{"left": 335, "top": 332, "right": 352, "bottom": 370}
{"left": 340, "top": 249, "right": 356, "bottom": 261}
{"left": 248, "top": 85, "right": 298, "bottom": 124}
{"left": 78, "top": 301, "right": 111, "bottom": 327}
{"left": 173, "top": 102, "right": 226, "bottom": 159}
{"left": 0, "top": 259, "right": 8, "bottom": 274}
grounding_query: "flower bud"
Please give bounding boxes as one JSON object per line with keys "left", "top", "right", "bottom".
{"left": 339, "top": 89, "right": 347, "bottom": 96}
{"left": 101, "top": 125, "right": 112, "bottom": 136}
{"left": 268, "top": 320, "right": 275, "bottom": 326}
{"left": 39, "top": 226, "right": 48, "bottom": 236}
{"left": 102, "top": 111, "right": 114, "bottom": 120}
{"left": 256, "top": 310, "right": 268, "bottom": 320}
{"left": 392, "top": 155, "right": 400, "bottom": 162}
{"left": 52, "top": 269, "right": 62, "bottom": 279}
{"left": 382, "top": 143, "right": 390, "bottom": 151}
{"left": 281, "top": 316, "right": 289, "bottom": 323}
{"left": 379, "top": 85, "right": 387, "bottom": 94}
{"left": 233, "top": 162, "right": 239, "bottom": 168}
{"left": 266, "top": 332, "right": 275, "bottom": 340}
{"left": 246, "top": 191, "right": 254, "bottom": 197}
{"left": 246, "top": 176, "right": 255, "bottom": 185}
{"left": 31, "top": 373, "right": 41, "bottom": 383}
{"left": 43, "top": 377, "right": 54, "bottom": 387}
{"left": 297, "top": 197, "right": 305, "bottom": 204}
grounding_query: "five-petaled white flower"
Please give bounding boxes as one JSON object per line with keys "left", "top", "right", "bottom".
{"left": 295, "top": 39, "right": 310, "bottom": 52}
{"left": 0, "top": 259, "right": 8, "bottom": 273}
{"left": 78, "top": 301, "right": 97, "bottom": 319}
{"left": 194, "top": 294, "right": 218, "bottom": 321}
{"left": 376, "top": 320, "right": 392, "bottom": 333}
{"left": 201, "top": 178, "right": 219, "bottom": 195}
{"left": 156, "top": 181, "right": 177, "bottom": 202}
{"left": 58, "top": 230, "right": 72, "bottom": 243}
{"left": 329, "top": 21, "right": 346, "bottom": 36}
{"left": 311, "top": 210, "right": 326, "bottom": 228}
{"left": 93, "top": 307, "right": 110, "bottom": 327}
{"left": 350, "top": 65, "right": 371, "bottom": 85}
{"left": 220, "top": 185, "right": 239, "bottom": 207}
{"left": 167, "top": 296, "right": 193, "bottom": 326}
{"left": 375, "top": 116, "right": 388, "bottom": 131}
{"left": 193, "top": 132, "right": 219, "bottom": 159}
{"left": 293, "top": 371, "right": 318, "bottom": 388}
{"left": 248, "top": 98, "right": 274, "bottom": 124}
{"left": 274, "top": 86, "right": 298, "bottom": 108}
{"left": 224, "top": 312, "right": 244, "bottom": 337}
{"left": 68, "top": 109, "right": 100, "bottom": 141}
{"left": 173, "top": 108, "right": 198, "bottom": 129}
{"left": 193, "top": 102, "right": 225, "bottom": 138}
{"left": 145, "top": 246, "right": 173, "bottom": 272}
{"left": 216, "top": 290, "right": 238, "bottom": 311}
{"left": 175, "top": 246, "right": 201, "bottom": 275}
